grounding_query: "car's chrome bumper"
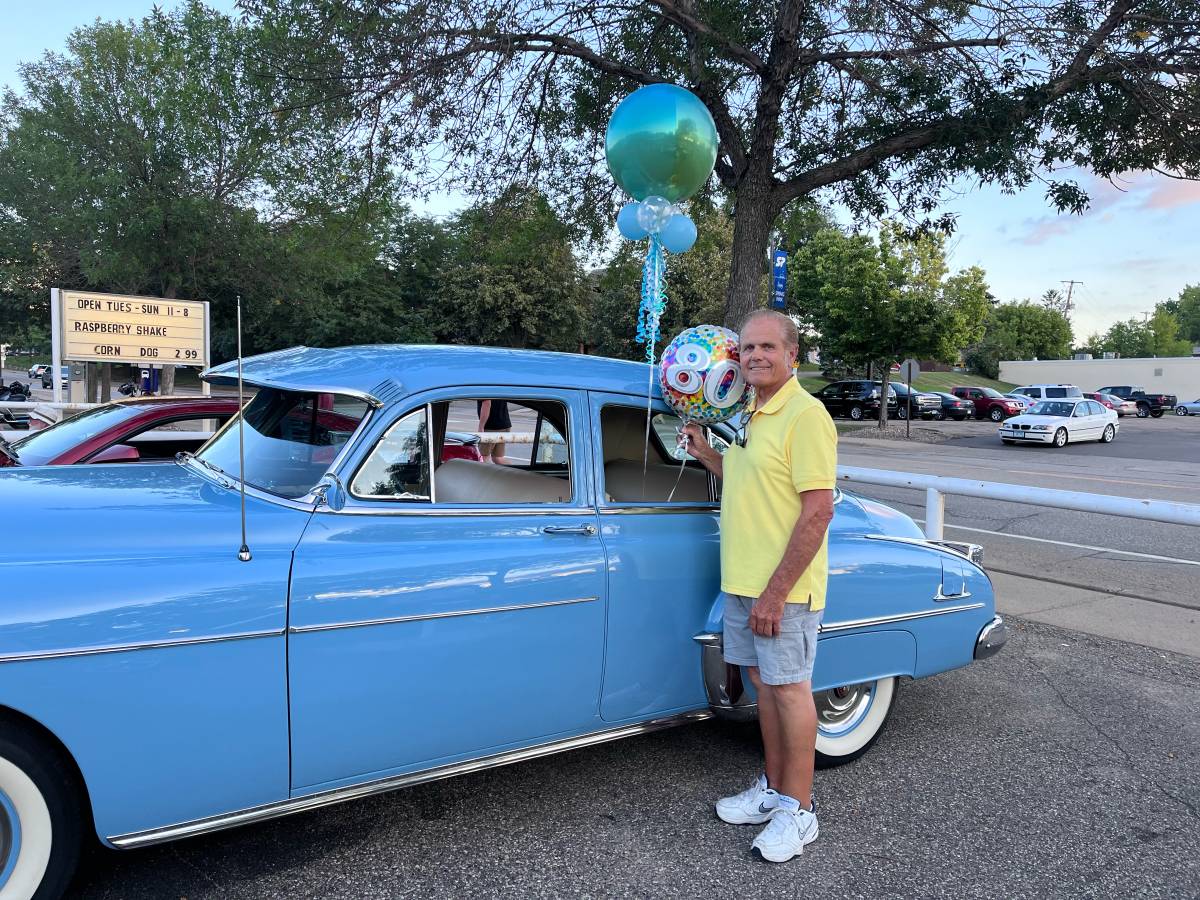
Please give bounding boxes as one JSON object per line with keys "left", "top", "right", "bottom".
{"left": 974, "top": 615, "right": 1008, "bottom": 660}
{"left": 694, "top": 632, "right": 757, "bottom": 721}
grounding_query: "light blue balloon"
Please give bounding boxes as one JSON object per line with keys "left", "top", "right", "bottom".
{"left": 660, "top": 213, "right": 697, "bottom": 254}
{"left": 617, "top": 201, "right": 649, "bottom": 240}
{"left": 636, "top": 195, "right": 672, "bottom": 234}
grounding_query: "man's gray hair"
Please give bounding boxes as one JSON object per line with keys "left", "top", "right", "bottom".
{"left": 739, "top": 309, "right": 799, "bottom": 349}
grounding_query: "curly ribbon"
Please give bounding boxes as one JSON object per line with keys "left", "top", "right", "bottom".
{"left": 638, "top": 234, "right": 667, "bottom": 480}
{"left": 666, "top": 427, "right": 691, "bottom": 502}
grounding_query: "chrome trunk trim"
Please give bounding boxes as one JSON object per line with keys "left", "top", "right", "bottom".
{"left": 288, "top": 596, "right": 599, "bottom": 635}
{"left": 820, "top": 602, "right": 985, "bottom": 633}
{"left": 108, "top": 710, "right": 712, "bottom": 849}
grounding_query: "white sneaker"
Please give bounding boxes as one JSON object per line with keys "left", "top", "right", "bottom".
{"left": 751, "top": 800, "right": 819, "bottom": 862}
{"left": 715, "top": 774, "right": 779, "bottom": 825}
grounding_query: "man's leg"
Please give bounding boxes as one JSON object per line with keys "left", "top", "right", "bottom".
{"left": 746, "top": 666, "right": 784, "bottom": 791}
{"left": 770, "top": 680, "right": 817, "bottom": 807}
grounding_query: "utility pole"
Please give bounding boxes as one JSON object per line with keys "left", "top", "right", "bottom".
{"left": 1060, "top": 280, "right": 1083, "bottom": 316}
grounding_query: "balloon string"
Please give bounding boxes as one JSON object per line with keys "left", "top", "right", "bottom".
{"left": 667, "top": 429, "right": 691, "bottom": 502}
{"left": 638, "top": 234, "right": 666, "bottom": 486}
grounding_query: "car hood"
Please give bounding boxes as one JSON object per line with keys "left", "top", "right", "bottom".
{"left": 840, "top": 491, "right": 925, "bottom": 540}
{"left": 1002, "top": 414, "right": 1071, "bottom": 427}
{"left": 0, "top": 462, "right": 312, "bottom": 563}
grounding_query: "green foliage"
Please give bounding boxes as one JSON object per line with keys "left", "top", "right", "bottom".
{"left": 965, "top": 301, "right": 1074, "bottom": 379}
{"left": 1170, "top": 285, "right": 1200, "bottom": 344}
{"left": 793, "top": 223, "right": 991, "bottom": 370}
{"left": 1083, "top": 307, "right": 1192, "bottom": 360}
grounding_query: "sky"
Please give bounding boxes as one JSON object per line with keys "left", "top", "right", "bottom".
{"left": 3, "top": 2, "right": 1198, "bottom": 342}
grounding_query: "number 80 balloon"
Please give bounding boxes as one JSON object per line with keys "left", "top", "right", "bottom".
{"left": 659, "top": 325, "right": 753, "bottom": 424}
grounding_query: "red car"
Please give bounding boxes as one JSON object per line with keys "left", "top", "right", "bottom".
{"left": 0, "top": 397, "right": 241, "bottom": 467}
{"left": 1082, "top": 391, "right": 1117, "bottom": 412}
{"left": 950, "top": 386, "right": 1022, "bottom": 422}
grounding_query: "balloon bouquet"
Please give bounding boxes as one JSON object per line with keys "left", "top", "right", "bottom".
{"left": 605, "top": 84, "right": 753, "bottom": 477}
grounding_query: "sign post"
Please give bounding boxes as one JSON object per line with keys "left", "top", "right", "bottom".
{"left": 53, "top": 289, "right": 210, "bottom": 396}
{"left": 770, "top": 249, "right": 788, "bottom": 310}
{"left": 900, "top": 358, "right": 921, "bottom": 439}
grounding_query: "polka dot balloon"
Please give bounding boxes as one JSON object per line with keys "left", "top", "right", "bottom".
{"left": 659, "top": 325, "right": 753, "bottom": 424}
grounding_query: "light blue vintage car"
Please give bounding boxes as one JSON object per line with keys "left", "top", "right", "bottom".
{"left": 0, "top": 346, "right": 1005, "bottom": 898}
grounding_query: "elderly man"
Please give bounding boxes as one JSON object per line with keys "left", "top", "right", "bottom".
{"left": 684, "top": 309, "right": 837, "bottom": 863}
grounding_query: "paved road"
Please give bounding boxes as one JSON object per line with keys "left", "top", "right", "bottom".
{"left": 71, "top": 619, "right": 1200, "bottom": 898}
{"left": 944, "top": 414, "right": 1199, "bottom": 462}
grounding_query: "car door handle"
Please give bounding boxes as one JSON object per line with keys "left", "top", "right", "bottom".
{"left": 542, "top": 524, "right": 597, "bottom": 536}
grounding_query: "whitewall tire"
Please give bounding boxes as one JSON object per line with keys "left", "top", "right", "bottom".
{"left": 814, "top": 676, "right": 898, "bottom": 768}
{"left": 0, "top": 727, "right": 82, "bottom": 900}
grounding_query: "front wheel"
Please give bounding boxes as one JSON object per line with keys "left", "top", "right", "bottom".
{"left": 989, "top": 407, "right": 1004, "bottom": 422}
{"left": 0, "top": 726, "right": 83, "bottom": 900}
{"left": 896, "top": 405, "right": 908, "bottom": 420}
{"left": 1136, "top": 403, "right": 1150, "bottom": 418}
{"left": 1101, "top": 424, "right": 1115, "bottom": 443}
{"left": 1178, "top": 406, "right": 1189, "bottom": 416}
{"left": 934, "top": 410, "right": 945, "bottom": 421}
{"left": 814, "top": 677, "right": 898, "bottom": 768}
{"left": 1053, "top": 427, "right": 1068, "bottom": 448}
{"left": 848, "top": 404, "right": 864, "bottom": 421}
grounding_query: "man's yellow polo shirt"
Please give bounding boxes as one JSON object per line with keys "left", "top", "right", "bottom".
{"left": 720, "top": 377, "right": 838, "bottom": 609}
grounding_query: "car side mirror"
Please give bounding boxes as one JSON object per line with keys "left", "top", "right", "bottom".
{"left": 90, "top": 444, "right": 141, "bottom": 464}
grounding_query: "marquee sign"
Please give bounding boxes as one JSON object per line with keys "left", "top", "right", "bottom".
{"left": 59, "top": 290, "right": 209, "bottom": 366}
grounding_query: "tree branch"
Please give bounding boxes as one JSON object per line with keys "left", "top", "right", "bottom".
{"left": 797, "top": 37, "right": 1006, "bottom": 67}
{"left": 645, "top": 0, "right": 768, "bottom": 75}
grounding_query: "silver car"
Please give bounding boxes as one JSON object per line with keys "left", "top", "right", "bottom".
{"left": 1175, "top": 399, "right": 1200, "bottom": 416}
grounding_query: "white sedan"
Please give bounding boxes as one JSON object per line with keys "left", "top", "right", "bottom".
{"left": 998, "top": 398, "right": 1119, "bottom": 448}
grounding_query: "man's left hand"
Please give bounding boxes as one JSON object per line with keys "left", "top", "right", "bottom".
{"left": 750, "top": 589, "right": 787, "bottom": 637}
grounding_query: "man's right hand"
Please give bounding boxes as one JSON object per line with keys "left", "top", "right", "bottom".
{"left": 681, "top": 423, "right": 709, "bottom": 458}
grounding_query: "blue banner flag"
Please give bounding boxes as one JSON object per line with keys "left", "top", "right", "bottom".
{"left": 770, "top": 249, "right": 788, "bottom": 309}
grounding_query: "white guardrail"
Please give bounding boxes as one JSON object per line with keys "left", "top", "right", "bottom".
{"left": 837, "top": 465, "right": 1200, "bottom": 538}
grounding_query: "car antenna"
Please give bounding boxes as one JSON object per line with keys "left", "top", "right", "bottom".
{"left": 236, "top": 294, "right": 252, "bottom": 563}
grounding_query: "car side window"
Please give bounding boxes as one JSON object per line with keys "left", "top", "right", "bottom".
{"left": 351, "top": 399, "right": 574, "bottom": 505}
{"left": 601, "top": 405, "right": 714, "bottom": 504}
{"left": 350, "top": 407, "right": 431, "bottom": 501}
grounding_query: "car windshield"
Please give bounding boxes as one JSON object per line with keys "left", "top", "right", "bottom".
{"left": 981, "top": 388, "right": 1005, "bottom": 399}
{"left": 7, "top": 403, "right": 146, "bottom": 466}
{"left": 1029, "top": 401, "right": 1075, "bottom": 417}
{"left": 196, "top": 387, "right": 370, "bottom": 499}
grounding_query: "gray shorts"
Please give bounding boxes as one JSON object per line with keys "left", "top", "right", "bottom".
{"left": 722, "top": 592, "right": 823, "bottom": 685}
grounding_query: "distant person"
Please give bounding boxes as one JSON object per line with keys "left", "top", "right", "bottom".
{"left": 476, "top": 399, "right": 512, "bottom": 464}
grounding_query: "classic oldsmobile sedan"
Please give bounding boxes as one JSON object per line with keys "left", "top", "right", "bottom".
{"left": 0, "top": 346, "right": 1005, "bottom": 899}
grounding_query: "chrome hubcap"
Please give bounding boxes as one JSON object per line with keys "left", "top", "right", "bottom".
{"left": 815, "top": 681, "right": 874, "bottom": 736}
{"left": 0, "top": 789, "right": 20, "bottom": 891}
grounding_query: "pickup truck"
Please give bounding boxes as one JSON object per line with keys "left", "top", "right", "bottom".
{"left": 1096, "top": 385, "right": 1179, "bottom": 419}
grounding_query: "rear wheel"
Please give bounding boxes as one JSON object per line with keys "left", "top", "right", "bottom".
{"left": 814, "top": 677, "right": 898, "bottom": 768}
{"left": 896, "top": 405, "right": 908, "bottom": 420}
{"left": 1136, "top": 403, "right": 1150, "bottom": 418}
{"left": 1101, "top": 424, "right": 1115, "bottom": 443}
{"left": 988, "top": 407, "right": 1004, "bottom": 422}
{"left": 1053, "top": 428, "right": 1068, "bottom": 448}
{"left": 848, "top": 404, "right": 864, "bottom": 421}
{"left": 0, "top": 726, "right": 83, "bottom": 900}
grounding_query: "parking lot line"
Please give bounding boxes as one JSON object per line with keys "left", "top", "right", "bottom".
{"left": 1005, "top": 469, "right": 1186, "bottom": 490}
{"left": 915, "top": 519, "right": 1200, "bottom": 566}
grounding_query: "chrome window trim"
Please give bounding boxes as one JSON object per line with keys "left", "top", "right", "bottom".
{"left": 0, "top": 628, "right": 284, "bottom": 664}
{"left": 289, "top": 596, "right": 598, "bottom": 635}
{"left": 599, "top": 504, "right": 719, "bottom": 515}
{"left": 819, "top": 602, "right": 985, "bottom": 634}
{"left": 314, "top": 505, "right": 589, "bottom": 517}
{"left": 346, "top": 404, "right": 434, "bottom": 504}
{"left": 108, "top": 709, "right": 713, "bottom": 849}
{"left": 200, "top": 375, "right": 385, "bottom": 408}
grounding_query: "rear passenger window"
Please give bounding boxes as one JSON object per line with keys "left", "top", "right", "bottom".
{"left": 601, "top": 405, "right": 715, "bottom": 504}
{"left": 351, "top": 399, "right": 573, "bottom": 505}
{"left": 1047, "top": 388, "right": 1068, "bottom": 398}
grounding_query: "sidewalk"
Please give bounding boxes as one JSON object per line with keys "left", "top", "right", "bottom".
{"left": 992, "top": 571, "right": 1200, "bottom": 660}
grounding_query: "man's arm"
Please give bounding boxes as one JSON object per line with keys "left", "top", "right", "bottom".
{"left": 681, "top": 423, "right": 722, "bottom": 479}
{"left": 749, "top": 489, "right": 835, "bottom": 637}
{"left": 477, "top": 399, "right": 491, "bottom": 433}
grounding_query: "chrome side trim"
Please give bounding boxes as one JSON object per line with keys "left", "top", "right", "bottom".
{"left": 864, "top": 534, "right": 985, "bottom": 567}
{"left": 820, "top": 602, "right": 985, "bottom": 634}
{"left": 315, "top": 505, "right": 592, "bottom": 517}
{"left": 108, "top": 710, "right": 713, "bottom": 849}
{"left": 0, "top": 629, "right": 284, "bottom": 664}
{"left": 288, "top": 596, "right": 599, "bottom": 635}
{"left": 934, "top": 584, "right": 973, "bottom": 602}
{"left": 599, "top": 505, "right": 719, "bottom": 515}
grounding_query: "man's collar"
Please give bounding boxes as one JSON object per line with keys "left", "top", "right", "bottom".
{"left": 752, "top": 375, "right": 801, "bottom": 416}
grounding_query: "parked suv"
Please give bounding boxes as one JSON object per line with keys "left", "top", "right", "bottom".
{"left": 951, "top": 386, "right": 1023, "bottom": 422}
{"left": 1095, "top": 385, "right": 1178, "bottom": 419}
{"left": 27, "top": 363, "right": 50, "bottom": 380}
{"left": 1010, "top": 384, "right": 1084, "bottom": 405}
{"left": 812, "top": 380, "right": 899, "bottom": 421}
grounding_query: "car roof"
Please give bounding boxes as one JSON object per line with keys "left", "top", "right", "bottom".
{"left": 202, "top": 345, "right": 656, "bottom": 405}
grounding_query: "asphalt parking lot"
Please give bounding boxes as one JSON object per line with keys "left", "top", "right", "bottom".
{"left": 71, "top": 619, "right": 1200, "bottom": 899}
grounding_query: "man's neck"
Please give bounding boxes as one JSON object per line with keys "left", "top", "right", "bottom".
{"left": 754, "top": 376, "right": 792, "bottom": 409}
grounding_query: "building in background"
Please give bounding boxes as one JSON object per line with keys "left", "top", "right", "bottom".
{"left": 1000, "top": 357, "right": 1200, "bottom": 397}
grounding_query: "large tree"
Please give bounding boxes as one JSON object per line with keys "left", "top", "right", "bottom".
{"left": 246, "top": 0, "right": 1200, "bottom": 326}
{"left": 966, "top": 301, "right": 1074, "bottom": 379}
{"left": 0, "top": 2, "right": 388, "bottom": 390}
{"left": 792, "top": 223, "right": 991, "bottom": 425}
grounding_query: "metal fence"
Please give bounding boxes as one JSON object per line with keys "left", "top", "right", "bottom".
{"left": 836, "top": 465, "right": 1200, "bottom": 538}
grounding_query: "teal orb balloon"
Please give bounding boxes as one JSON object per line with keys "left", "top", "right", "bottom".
{"left": 605, "top": 83, "right": 718, "bottom": 202}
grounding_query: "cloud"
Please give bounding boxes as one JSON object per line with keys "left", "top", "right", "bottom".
{"left": 1139, "top": 178, "right": 1200, "bottom": 211}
